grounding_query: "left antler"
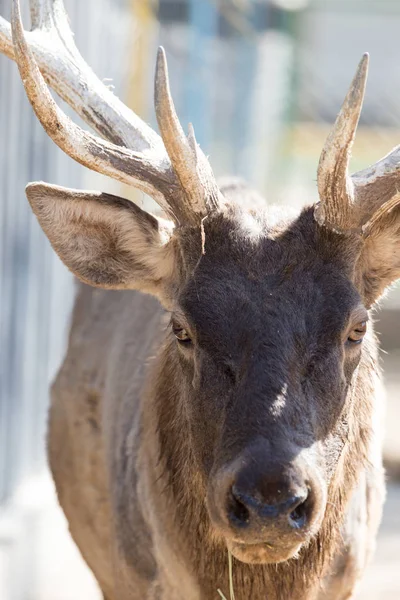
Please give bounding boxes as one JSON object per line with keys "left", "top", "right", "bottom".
{"left": 316, "top": 53, "right": 400, "bottom": 233}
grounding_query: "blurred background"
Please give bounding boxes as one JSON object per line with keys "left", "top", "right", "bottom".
{"left": 0, "top": 0, "right": 399, "bottom": 598}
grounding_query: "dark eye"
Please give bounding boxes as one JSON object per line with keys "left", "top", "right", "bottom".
{"left": 173, "top": 324, "right": 192, "bottom": 344}
{"left": 347, "top": 321, "right": 367, "bottom": 345}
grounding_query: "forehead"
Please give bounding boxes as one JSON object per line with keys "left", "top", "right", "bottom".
{"left": 180, "top": 207, "right": 362, "bottom": 335}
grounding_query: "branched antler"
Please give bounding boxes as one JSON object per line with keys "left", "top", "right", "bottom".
{"left": 1, "top": 0, "right": 222, "bottom": 225}
{"left": 0, "top": 1, "right": 159, "bottom": 150}
{"left": 315, "top": 53, "right": 400, "bottom": 233}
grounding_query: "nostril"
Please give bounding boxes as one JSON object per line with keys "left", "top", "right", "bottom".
{"left": 228, "top": 487, "right": 250, "bottom": 527}
{"left": 288, "top": 494, "right": 310, "bottom": 529}
{"left": 225, "top": 480, "right": 315, "bottom": 532}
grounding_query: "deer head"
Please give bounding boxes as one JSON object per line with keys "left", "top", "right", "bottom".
{"left": 2, "top": 0, "right": 400, "bottom": 567}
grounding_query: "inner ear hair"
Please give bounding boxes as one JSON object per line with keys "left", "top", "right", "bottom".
{"left": 26, "top": 182, "right": 178, "bottom": 297}
{"left": 358, "top": 192, "right": 400, "bottom": 306}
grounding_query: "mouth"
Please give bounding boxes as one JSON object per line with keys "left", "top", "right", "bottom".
{"left": 227, "top": 539, "right": 303, "bottom": 565}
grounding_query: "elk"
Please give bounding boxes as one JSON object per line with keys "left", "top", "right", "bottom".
{"left": 2, "top": 1, "right": 400, "bottom": 598}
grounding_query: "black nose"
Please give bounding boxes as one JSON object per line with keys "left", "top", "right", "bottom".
{"left": 228, "top": 481, "right": 312, "bottom": 532}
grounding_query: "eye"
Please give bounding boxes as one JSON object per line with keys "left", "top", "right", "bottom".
{"left": 347, "top": 321, "right": 367, "bottom": 345}
{"left": 172, "top": 323, "right": 192, "bottom": 344}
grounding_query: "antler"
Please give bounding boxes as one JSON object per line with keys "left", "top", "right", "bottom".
{"left": 1, "top": 0, "right": 221, "bottom": 226}
{"left": 154, "top": 48, "right": 221, "bottom": 215}
{"left": 0, "top": 0, "right": 159, "bottom": 150}
{"left": 315, "top": 53, "right": 400, "bottom": 233}
{"left": 315, "top": 54, "right": 369, "bottom": 231}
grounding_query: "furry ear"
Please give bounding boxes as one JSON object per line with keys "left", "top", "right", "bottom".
{"left": 359, "top": 195, "right": 400, "bottom": 306}
{"left": 26, "top": 182, "right": 179, "bottom": 302}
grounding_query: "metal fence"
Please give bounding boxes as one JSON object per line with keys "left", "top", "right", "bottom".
{"left": 0, "top": 0, "right": 133, "bottom": 506}
{"left": 0, "top": 1, "right": 132, "bottom": 597}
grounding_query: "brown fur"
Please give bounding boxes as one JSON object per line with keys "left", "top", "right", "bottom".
{"left": 39, "top": 180, "right": 396, "bottom": 599}
{"left": 5, "top": 9, "right": 395, "bottom": 596}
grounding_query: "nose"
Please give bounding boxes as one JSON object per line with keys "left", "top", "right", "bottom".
{"left": 210, "top": 444, "right": 323, "bottom": 545}
{"left": 228, "top": 479, "right": 312, "bottom": 532}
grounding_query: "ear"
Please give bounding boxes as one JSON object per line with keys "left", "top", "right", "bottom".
{"left": 26, "top": 182, "right": 179, "bottom": 302}
{"left": 359, "top": 199, "right": 400, "bottom": 306}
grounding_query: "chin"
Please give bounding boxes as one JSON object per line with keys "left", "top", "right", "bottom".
{"left": 228, "top": 540, "right": 303, "bottom": 565}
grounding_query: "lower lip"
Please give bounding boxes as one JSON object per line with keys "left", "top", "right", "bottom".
{"left": 229, "top": 541, "right": 301, "bottom": 565}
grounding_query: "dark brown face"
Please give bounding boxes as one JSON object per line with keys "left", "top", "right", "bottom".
{"left": 171, "top": 205, "right": 368, "bottom": 564}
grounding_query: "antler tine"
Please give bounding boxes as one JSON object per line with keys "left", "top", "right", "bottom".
{"left": 154, "top": 47, "right": 221, "bottom": 223}
{"left": 10, "top": 0, "right": 179, "bottom": 217}
{"left": 29, "top": 0, "right": 64, "bottom": 29}
{"left": 315, "top": 53, "right": 400, "bottom": 232}
{"left": 0, "top": 16, "right": 13, "bottom": 58}
{"left": 1, "top": 0, "right": 163, "bottom": 152}
{"left": 315, "top": 54, "right": 369, "bottom": 231}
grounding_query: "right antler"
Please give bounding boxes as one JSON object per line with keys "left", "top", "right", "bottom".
{"left": 0, "top": 0, "right": 221, "bottom": 225}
